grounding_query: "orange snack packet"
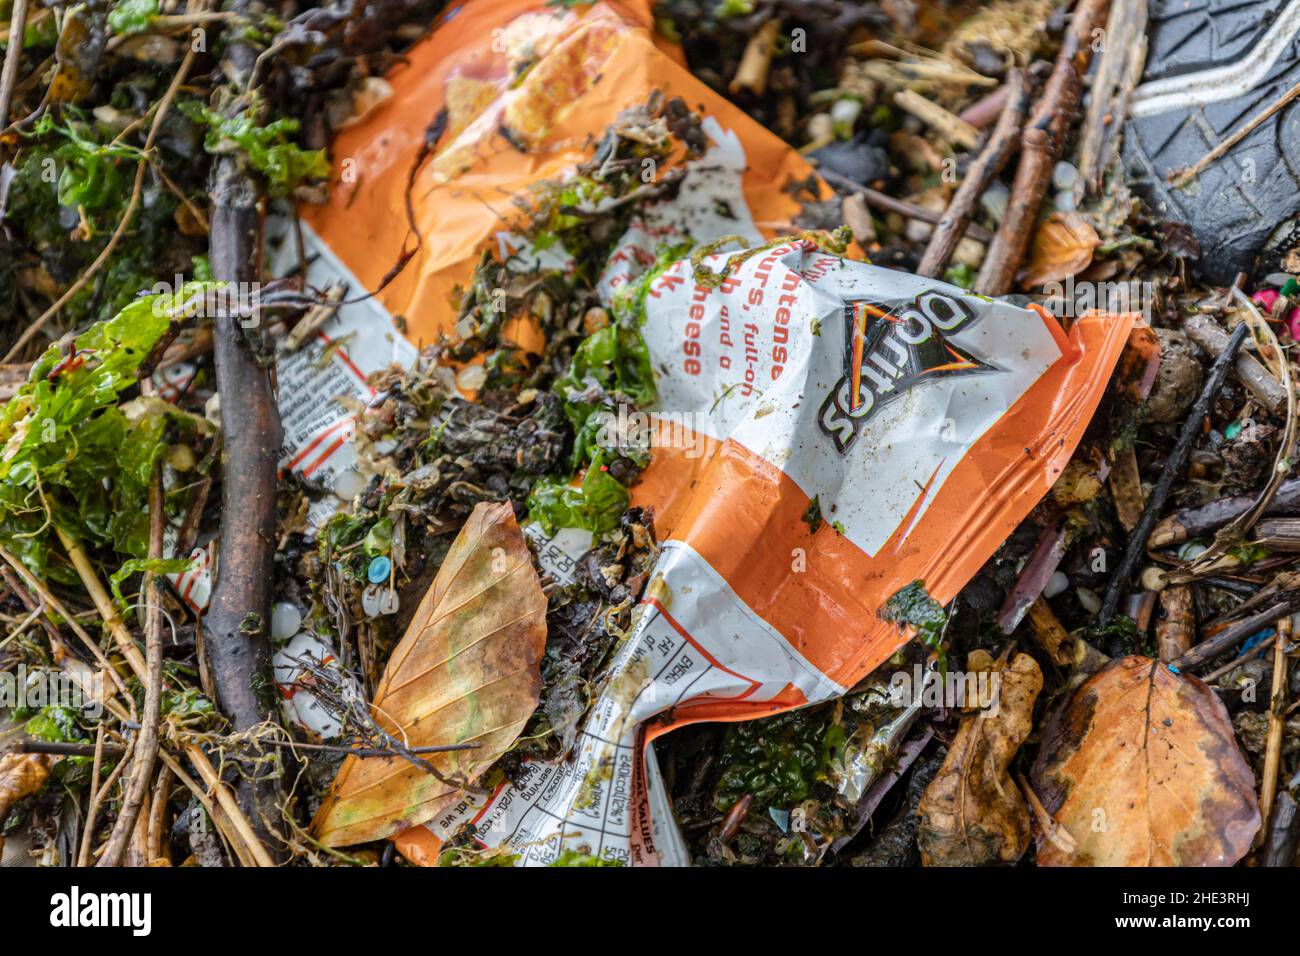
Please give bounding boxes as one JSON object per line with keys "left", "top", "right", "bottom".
{"left": 287, "top": 0, "right": 1135, "bottom": 864}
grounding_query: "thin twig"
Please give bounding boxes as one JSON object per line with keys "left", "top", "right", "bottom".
{"left": 44, "top": 732, "right": 482, "bottom": 760}
{"left": 893, "top": 89, "right": 980, "bottom": 150}
{"left": 1219, "top": 291, "right": 1297, "bottom": 533}
{"left": 1170, "top": 77, "right": 1300, "bottom": 188}
{"left": 56, "top": 527, "right": 148, "bottom": 681}
{"left": 817, "top": 168, "right": 994, "bottom": 243}
{"left": 79, "top": 734, "right": 135, "bottom": 866}
{"left": 1259, "top": 614, "right": 1293, "bottom": 846}
{"left": 1170, "top": 600, "right": 1297, "bottom": 673}
{"left": 917, "top": 68, "right": 1028, "bottom": 278}
{"left": 154, "top": 747, "right": 254, "bottom": 866}
{"left": 20, "top": 739, "right": 121, "bottom": 758}
{"left": 97, "top": 465, "right": 167, "bottom": 867}
{"left": 182, "top": 743, "right": 277, "bottom": 867}
{"left": 76, "top": 726, "right": 107, "bottom": 868}
{"left": 1097, "top": 322, "right": 1250, "bottom": 627}
{"left": 278, "top": 739, "right": 481, "bottom": 758}
{"left": 0, "top": 0, "right": 29, "bottom": 126}
{"left": 1074, "top": 0, "right": 1148, "bottom": 200}
{"left": 1202, "top": 634, "right": 1274, "bottom": 684}
{"left": 146, "top": 764, "right": 172, "bottom": 863}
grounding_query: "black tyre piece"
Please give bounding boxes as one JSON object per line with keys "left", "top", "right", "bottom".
{"left": 1122, "top": 0, "right": 1300, "bottom": 283}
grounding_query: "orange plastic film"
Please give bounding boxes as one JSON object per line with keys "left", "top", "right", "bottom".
{"left": 273, "top": 0, "right": 1137, "bottom": 865}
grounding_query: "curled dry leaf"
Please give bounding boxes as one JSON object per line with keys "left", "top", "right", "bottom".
{"left": 1019, "top": 211, "right": 1101, "bottom": 289}
{"left": 312, "top": 501, "right": 547, "bottom": 847}
{"left": 0, "top": 752, "right": 52, "bottom": 855}
{"left": 1030, "top": 655, "right": 1260, "bottom": 866}
{"left": 916, "top": 651, "right": 1043, "bottom": 866}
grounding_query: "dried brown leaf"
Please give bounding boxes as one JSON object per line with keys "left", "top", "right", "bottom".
{"left": 312, "top": 501, "right": 547, "bottom": 847}
{"left": 916, "top": 652, "right": 1043, "bottom": 866}
{"left": 0, "top": 752, "right": 51, "bottom": 856}
{"left": 1019, "top": 211, "right": 1100, "bottom": 289}
{"left": 1030, "top": 655, "right": 1260, "bottom": 866}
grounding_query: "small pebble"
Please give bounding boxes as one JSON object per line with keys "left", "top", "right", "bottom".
{"left": 807, "top": 113, "right": 834, "bottom": 144}
{"left": 332, "top": 468, "right": 367, "bottom": 501}
{"left": 456, "top": 364, "right": 487, "bottom": 392}
{"left": 1051, "top": 161, "right": 1078, "bottom": 191}
{"left": 271, "top": 603, "right": 303, "bottom": 642}
{"left": 1043, "top": 571, "right": 1069, "bottom": 599}
{"left": 1140, "top": 566, "right": 1167, "bottom": 592}
{"left": 980, "top": 181, "right": 1009, "bottom": 223}
{"left": 367, "top": 555, "right": 392, "bottom": 585}
{"left": 362, "top": 584, "right": 400, "bottom": 617}
{"left": 830, "top": 97, "right": 862, "bottom": 137}
{"left": 1053, "top": 190, "right": 1078, "bottom": 213}
{"left": 166, "top": 444, "right": 196, "bottom": 472}
{"left": 1076, "top": 587, "right": 1102, "bottom": 615}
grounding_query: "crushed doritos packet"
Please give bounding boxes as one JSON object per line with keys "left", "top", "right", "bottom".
{"left": 241, "top": 0, "right": 1135, "bottom": 864}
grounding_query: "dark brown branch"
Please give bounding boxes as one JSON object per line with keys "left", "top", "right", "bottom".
{"left": 1184, "top": 314, "right": 1287, "bottom": 414}
{"left": 1149, "top": 478, "right": 1300, "bottom": 549}
{"left": 1155, "top": 584, "right": 1195, "bottom": 663}
{"left": 1168, "top": 600, "right": 1298, "bottom": 674}
{"left": 974, "top": 0, "right": 1112, "bottom": 296}
{"left": 917, "top": 68, "right": 1029, "bottom": 278}
{"left": 202, "top": 0, "right": 287, "bottom": 860}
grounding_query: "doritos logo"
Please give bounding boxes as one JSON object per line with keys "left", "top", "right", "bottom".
{"left": 817, "top": 290, "right": 995, "bottom": 454}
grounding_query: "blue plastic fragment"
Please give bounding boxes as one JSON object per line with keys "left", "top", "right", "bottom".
{"left": 1238, "top": 628, "right": 1274, "bottom": 656}
{"left": 367, "top": 555, "right": 392, "bottom": 585}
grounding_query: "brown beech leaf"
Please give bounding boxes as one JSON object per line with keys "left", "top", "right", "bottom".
{"left": 313, "top": 501, "right": 547, "bottom": 847}
{"left": 917, "top": 651, "right": 1043, "bottom": 866}
{"left": 1031, "top": 655, "right": 1260, "bottom": 866}
{"left": 1019, "top": 211, "right": 1101, "bottom": 289}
